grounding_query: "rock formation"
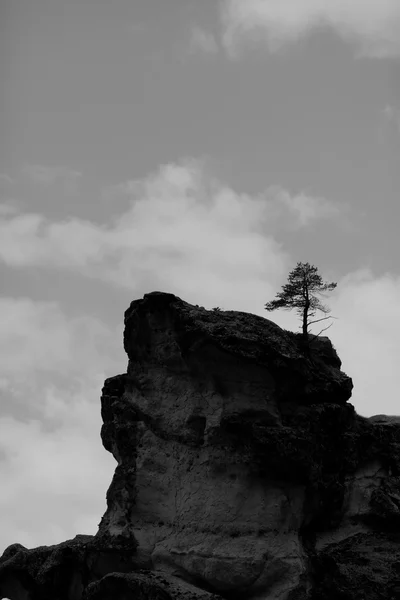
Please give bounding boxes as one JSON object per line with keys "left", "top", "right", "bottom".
{"left": 1, "top": 291, "right": 400, "bottom": 600}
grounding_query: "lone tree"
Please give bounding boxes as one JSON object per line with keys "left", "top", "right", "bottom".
{"left": 265, "top": 262, "right": 337, "bottom": 343}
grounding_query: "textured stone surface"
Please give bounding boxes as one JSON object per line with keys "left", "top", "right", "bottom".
{"left": 0, "top": 537, "right": 223, "bottom": 600}
{"left": 1, "top": 291, "right": 400, "bottom": 600}
{"left": 83, "top": 570, "right": 223, "bottom": 600}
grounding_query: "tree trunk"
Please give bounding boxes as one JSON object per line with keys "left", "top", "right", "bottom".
{"left": 302, "top": 303, "right": 309, "bottom": 340}
{"left": 301, "top": 303, "right": 311, "bottom": 358}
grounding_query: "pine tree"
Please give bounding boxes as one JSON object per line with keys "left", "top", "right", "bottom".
{"left": 265, "top": 262, "right": 337, "bottom": 342}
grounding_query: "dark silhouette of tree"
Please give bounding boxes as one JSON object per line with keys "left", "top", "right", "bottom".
{"left": 265, "top": 262, "right": 337, "bottom": 343}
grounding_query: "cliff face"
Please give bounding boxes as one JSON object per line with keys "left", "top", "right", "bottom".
{"left": 1, "top": 291, "right": 400, "bottom": 600}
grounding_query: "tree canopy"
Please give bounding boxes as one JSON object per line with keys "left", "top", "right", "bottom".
{"left": 265, "top": 262, "right": 337, "bottom": 342}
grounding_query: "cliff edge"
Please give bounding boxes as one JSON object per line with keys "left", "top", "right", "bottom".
{"left": 1, "top": 291, "right": 400, "bottom": 600}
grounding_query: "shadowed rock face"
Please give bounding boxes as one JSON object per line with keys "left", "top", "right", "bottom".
{"left": 1, "top": 291, "right": 400, "bottom": 600}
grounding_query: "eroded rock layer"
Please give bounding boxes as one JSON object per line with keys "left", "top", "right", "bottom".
{"left": 1, "top": 291, "right": 400, "bottom": 600}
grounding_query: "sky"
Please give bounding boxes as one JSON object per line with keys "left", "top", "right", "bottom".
{"left": 0, "top": 0, "right": 400, "bottom": 556}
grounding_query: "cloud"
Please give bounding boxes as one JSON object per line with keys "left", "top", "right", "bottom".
{"left": 0, "top": 297, "right": 117, "bottom": 380}
{"left": 0, "top": 296, "right": 123, "bottom": 553}
{"left": 329, "top": 269, "right": 400, "bottom": 417}
{"left": 0, "top": 386, "right": 116, "bottom": 553}
{"left": 0, "top": 160, "right": 345, "bottom": 310}
{"left": 189, "top": 27, "right": 219, "bottom": 55}
{"left": 265, "top": 186, "right": 342, "bottom": 228}
{"left": 23, "top": 165, "right": 82, "bottom": 193}
{"left": 220, "top": 0, "right": 400, "bottom": 58}
{"left": 0, "top": 214, "right": 109, "bottom": 268}
{"left": 0, "top": 174, "right": 14, "bottom": 186}
{"left": 0, "top": 202, "right": 20, "bottom": 216}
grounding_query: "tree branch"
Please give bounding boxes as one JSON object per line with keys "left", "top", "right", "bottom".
{"left": 308, "top": 322, "right": 333, "bottom": 345}
{"left": 307, "top": 315, "right": 337, "bottom": 326}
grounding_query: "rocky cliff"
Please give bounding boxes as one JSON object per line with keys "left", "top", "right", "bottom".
{"left": 1, "top": 291, "right": 400, "bottom": 600}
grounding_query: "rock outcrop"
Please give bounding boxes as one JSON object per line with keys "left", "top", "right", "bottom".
{"left": 1, "top": 291, "right": 400, "bottom": 600}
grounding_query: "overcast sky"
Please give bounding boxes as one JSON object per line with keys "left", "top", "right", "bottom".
{"left": 1, "top": 0, "right": 400, "bottom": 556}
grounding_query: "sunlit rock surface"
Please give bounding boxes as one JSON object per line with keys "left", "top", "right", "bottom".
{"left": 1, "top": 291, "right": 400, "bottom": 600}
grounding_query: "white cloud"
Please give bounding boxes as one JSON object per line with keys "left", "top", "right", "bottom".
{"left": 0, "top": 160, "right": 345, "bottom": 310}
{"left": 0, "top": 298, "right": 117, "bottom": 379}
{"left": 23, "top": 165, "right": 82, "bottom": 194}
{"left": 0, "top": 297, "right": 123, "bottom": 553}
{"left": 220, "top": 0, "right": 400, "bottom": 58}
{"left": 0, "top": 387, "right": 115, "bottom": 553}
{"left": 0, "top": 174, "right": 14, "bottom": 186}
{"left": 0, "top": 202, "right": 20, "bottom": 216}
{"left": 265, "top": 186, "right": 342, "bottom": 228}
{"left": 330, "top": 270, "right": 400, "bottom": 416}
{"left": 190, "top": 27, "right": 219, "bottom": 55}
{"left": 0, "top": 214, "right": 109, "bottom": 267}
